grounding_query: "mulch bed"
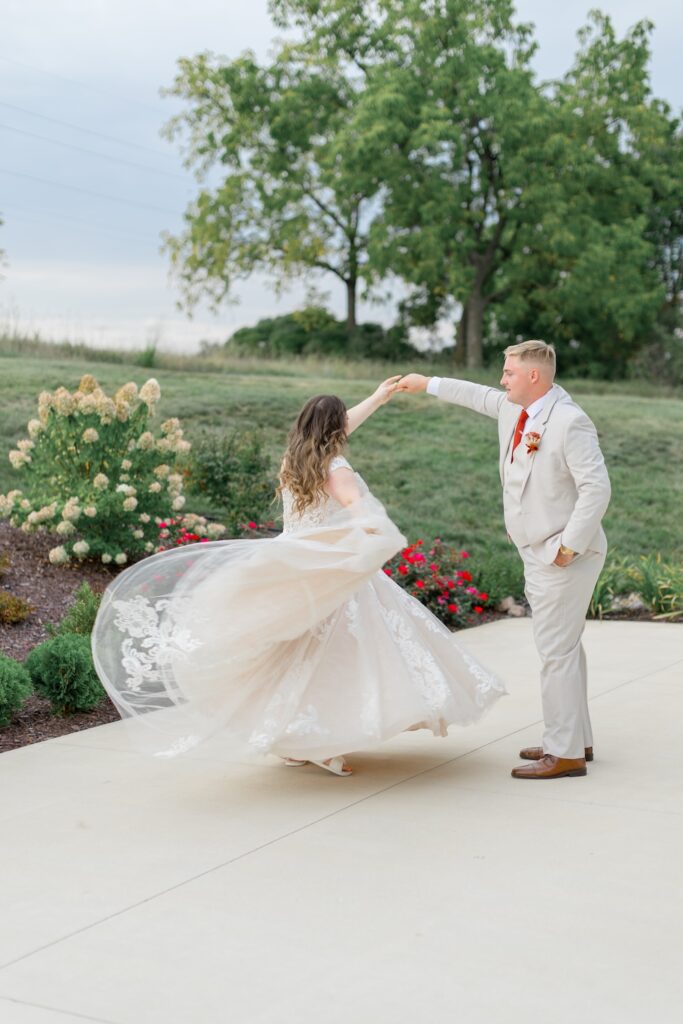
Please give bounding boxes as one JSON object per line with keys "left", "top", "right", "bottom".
{"left": 0, "top": 521, "right": 120, "bottom": 753}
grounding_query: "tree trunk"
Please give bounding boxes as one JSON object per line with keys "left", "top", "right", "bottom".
{"left": 455, "top": 294, "right": 485, "bottom": 368}
{"left": 465, "top": 292, "right": 485, "bottom": 369}
{"left": 346, "top": 278, "right": 357, "bottom": 334}
{"left": 454, "top": 305, "right": 467, "bottom": 366}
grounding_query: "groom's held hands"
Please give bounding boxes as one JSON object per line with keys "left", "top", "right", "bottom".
{"left": 397, "top": 373, "right": 429, "bottom": 393}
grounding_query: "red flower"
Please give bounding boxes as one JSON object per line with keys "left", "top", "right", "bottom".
{"left": 429, "top": 563, "right": 438, "bottom": 571}
{"left": 447, "top": 603, "right": 458, "bottom": 613}
{"left": 415, "top": 580, "right": 425, "bottom": 589}
{"left": 398, "top": 565, "right": 409, "bottom": 575}
{"left": 383, "top": 568, "right": 392, "bottom": 576}
{"left": 479, "top": 592, "right": 488, "bottom": 601}
{"left": 460, "top": 551, "right": 469, "bottom": 559}
{"left": 248, "top": 521, "right": 258, "bottom": 529}
{"left": 474, "top": 606, "right": 483, "bottom": 614}
{"left": 416, "top": 539, "right": 423, "bottom": 546}
{"left": 459, "top": 570, "right": 473, "bottom": 582}
{"left": 402, "top": 547, "right": 414, "bottom": 558}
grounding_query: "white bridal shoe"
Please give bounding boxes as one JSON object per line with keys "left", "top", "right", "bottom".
{"left": 310, "top": 757, "right": 353, "bottom": 777}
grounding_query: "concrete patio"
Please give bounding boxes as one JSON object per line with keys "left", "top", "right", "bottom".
{"left": 0, "top": 618, "right": 681, "bottom": 1024}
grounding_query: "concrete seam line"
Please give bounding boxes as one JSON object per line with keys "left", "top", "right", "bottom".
{"left": 0, "top": 993, "right": 117, "bottom": 1024}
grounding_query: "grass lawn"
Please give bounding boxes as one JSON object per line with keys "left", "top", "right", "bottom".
{"left": 1, "top": 347, "right": 681, "bottom": 595}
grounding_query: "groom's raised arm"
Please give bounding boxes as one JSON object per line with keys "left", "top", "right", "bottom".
{"left": 398, "top": 374, "right": 506, "bottom": 420}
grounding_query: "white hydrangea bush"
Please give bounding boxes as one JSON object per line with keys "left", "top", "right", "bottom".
{"left": 0, "top": 375, "right": 226, "bottom": 565}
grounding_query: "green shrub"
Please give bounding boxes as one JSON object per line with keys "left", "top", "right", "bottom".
{"left": 0, "top": 654, "right": 32, "bottom": 727}
{"left": 589, "top": 555, "right": 633, "bottom": 619}
{"left": 188, "top": 430, "right": 275, "bottom": 532}
{"left": 25, "top": 633, "right": 105, "bottom": 713}
{"left": 632, "top": 554, "right": 683, "bottom": 619}
{"left": 472, "top": 549, "right": 526, "bottom": 604}
{"left": 227, "top": 308, "right": 415, "bottom": 360}
{"left": 0, "top": 374, "right": 226, "bottom": 566}
{"left": 385, "top": 539, "right": 492, "bottom": 628}
{"left": 49, "top": 582, "right": 102, "bottom": 637}
{"left": 0, "top": 590, "right": 34, "bottom": 624}
{"left": 588, "top": 553, "right": 683, "bottom": 620}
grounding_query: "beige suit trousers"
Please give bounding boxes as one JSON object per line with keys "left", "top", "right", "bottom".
{"left": 519, "top": 545, "right": 606, "bottom": 759}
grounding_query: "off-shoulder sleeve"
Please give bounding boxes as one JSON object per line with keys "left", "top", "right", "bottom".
{"left": 329, "top": 455, "right": 352, "bottom": 472}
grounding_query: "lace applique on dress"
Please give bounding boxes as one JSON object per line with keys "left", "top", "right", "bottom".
{"left": 112, "top": 595, "right": 203, "bottom": 694}
{"left": 345, "top": 596, "right": 360, "bottom": 637}
{"left": 377, "top": 605, "right": 451, "bottom": 714}
{"left": 395, "top": 587, "right": 502, "bottom": 704}
{"left": 281, "top": 455, "right": 353, "bottom": 534}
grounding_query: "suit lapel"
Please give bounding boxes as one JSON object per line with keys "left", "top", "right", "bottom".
{"left": 499, "top": 408, "right": 520, "bottom": 482}
{"left": 518, "top": 386, "right": 564, "bottom": 497}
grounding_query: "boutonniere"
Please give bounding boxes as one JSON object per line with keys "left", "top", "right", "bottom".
{"left": 524, "top": 431, "right": 541, "bottom": 454}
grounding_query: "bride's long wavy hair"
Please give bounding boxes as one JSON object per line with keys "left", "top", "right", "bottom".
{"left": 278, "top": 394, "right": 348, "bottom": 515}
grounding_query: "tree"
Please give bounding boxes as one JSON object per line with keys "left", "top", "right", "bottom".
{"left": 492, "top": 12, "right": 677, "bottom": 377}
{"left": 275, "top": 0, "right": 547, "bottom": 367}
{"left": 163, "top": 49, "right": 380, "bottom": 333}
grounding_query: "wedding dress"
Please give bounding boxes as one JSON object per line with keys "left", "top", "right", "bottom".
{"left": 91, "top": 456, "right": 505, "bottom": 759}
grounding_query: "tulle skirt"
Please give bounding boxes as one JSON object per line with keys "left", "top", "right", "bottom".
{"left": 91, "top": 499, "right": 505, "bottom": 759}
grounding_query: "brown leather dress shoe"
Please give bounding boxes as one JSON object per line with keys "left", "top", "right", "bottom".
{"left": 519, "top": 745, "right": 593, "bottom": 762}
{"left": 511, "top": 755, "right": 587, "bottom": 779}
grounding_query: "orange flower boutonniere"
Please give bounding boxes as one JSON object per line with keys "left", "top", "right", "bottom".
{"left": 524, "top": 431, "right": 541, "bottom": 454}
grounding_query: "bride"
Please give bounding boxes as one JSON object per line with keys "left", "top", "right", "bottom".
{"left": 91, "top": 377, "right": 505, "bottom": 774}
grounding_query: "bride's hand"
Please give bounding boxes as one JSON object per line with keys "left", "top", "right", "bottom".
{"left": 373, "top": 375, "right": 402, "bottom": 405}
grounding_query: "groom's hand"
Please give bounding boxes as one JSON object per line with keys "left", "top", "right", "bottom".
{"left": 397, "top": 373, "right": 429, "bottom": 393}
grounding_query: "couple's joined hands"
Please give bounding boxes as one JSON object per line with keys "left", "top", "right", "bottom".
{"left": 372, "top": 373, "right": 429, "bottom": 404}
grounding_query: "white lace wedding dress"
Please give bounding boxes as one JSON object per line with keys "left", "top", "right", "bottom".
{"left": 91, "top": 456, "right": 505, "bottom": 759}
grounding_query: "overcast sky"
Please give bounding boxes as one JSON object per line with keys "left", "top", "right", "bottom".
{"left": 1, "top": 0, "right": 681, "bottom": 352}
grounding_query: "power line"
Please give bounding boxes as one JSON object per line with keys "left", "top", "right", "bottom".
{"left": 0, "top": 54, "right": 168, "bottom": 118}
{"left": 0, "top": 100, "right": 176, "bottom": 160}
{"left": 0, "top": 122, "right": 188, "bottom": 181}
{"left": 0, "top": 167, "right": 181, "bottom": 217}
{"left": 2, "top": 201, "right": 162, "bottom": 245}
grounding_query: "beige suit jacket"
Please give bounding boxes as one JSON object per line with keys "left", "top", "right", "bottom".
{"left": 436, "top": 379, "right": 611, "bottom": 563}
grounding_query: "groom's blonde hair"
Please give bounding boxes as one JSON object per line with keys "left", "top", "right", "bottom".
{"left": 504, "top": 339, "right": 556, "bottom": 379}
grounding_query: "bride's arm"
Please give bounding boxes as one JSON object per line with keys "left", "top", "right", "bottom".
{"left": 325, "top": 467, "right": 361, "bottom": 506}
{"left": 346, "top": 376, "right": 400, "bottom": 435}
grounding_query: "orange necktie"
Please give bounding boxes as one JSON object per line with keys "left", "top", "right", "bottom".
{"left": 510, "top": 409, "right": 529, "bottom": 462}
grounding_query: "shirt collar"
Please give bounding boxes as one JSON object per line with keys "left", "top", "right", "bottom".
{"left": 525, "top": 386, "right": 555, "bottom": 420}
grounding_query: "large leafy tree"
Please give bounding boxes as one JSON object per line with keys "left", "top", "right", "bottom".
{"left": 493, "top": 13, "right": 678, "bottom": 377}
{"left": 163, "top": 48, "right": 379, "bottom": 332}
{"left": 276, "top": 0, "right": 547, "bottom": 367}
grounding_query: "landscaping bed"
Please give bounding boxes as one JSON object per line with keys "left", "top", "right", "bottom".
{"left": 0, "top": 521, "right": 119, "bottom": 752}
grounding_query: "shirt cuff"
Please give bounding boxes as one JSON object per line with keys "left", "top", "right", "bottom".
{"left": 426, "top": 376, "right": 441, "bottom": 396}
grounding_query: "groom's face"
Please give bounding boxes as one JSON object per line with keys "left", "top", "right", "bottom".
{"left": 501, "top": 356, "right": 533, "bottom": 407}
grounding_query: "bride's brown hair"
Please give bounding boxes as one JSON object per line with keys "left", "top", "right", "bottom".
{"left": 278, "top": 394, "right": 348, "bottom": 515}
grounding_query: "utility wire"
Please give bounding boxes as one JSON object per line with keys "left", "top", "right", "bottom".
{"left": 0, "top": 54, "right": 167, "bottom": 117}
{"left": 0, "top": 122, "right": 188, "bottom": 181}
{"left": 0, "top": 100, "right": 176, "bottom": 160}
{"left": 0, "top": 167, "right": 181, "bottom": 216}
{"left": 2, "top": 201, "right": 163, "bottom": 245}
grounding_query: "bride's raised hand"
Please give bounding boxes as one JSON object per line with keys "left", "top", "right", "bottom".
{"left": 373, "top": 375, "right": 402, "bottom": 405}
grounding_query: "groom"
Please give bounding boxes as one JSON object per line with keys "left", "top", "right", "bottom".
{"left": 398, "top": 341, "right": 611, "bottom": 779}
